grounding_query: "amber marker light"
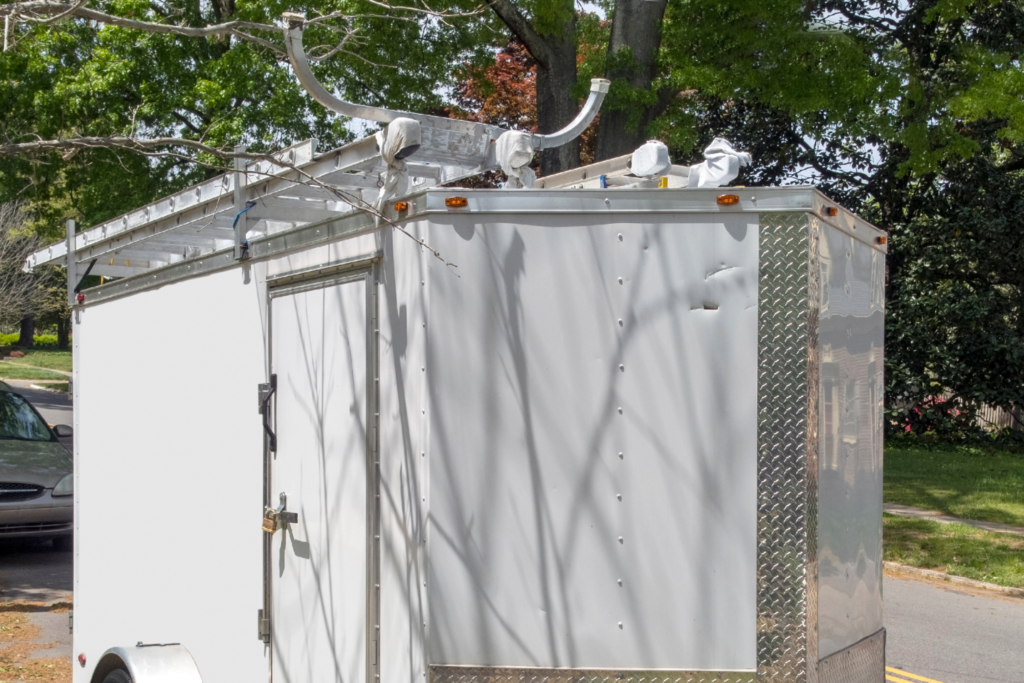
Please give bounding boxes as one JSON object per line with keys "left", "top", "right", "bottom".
{"left": 825, "top": 206, "right": 839, "bottom": 216}
{"left": 445, "top": 197, "right": 468, "bottom": 208}
{"left": 877, "top": 235, "right": 888, "bottom": 244}
{"left": 394, "top": 201, "right": 409, "bottom": 212}
{"left": 717, "top": 194, "right": 740, "bottom": 205}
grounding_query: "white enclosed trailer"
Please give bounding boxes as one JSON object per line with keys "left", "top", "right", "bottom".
{"left": 19, "top": 13, "right": 886, "bottom": 682}
{"left": 30, "top": 161, "right": 887, "bottom": 683}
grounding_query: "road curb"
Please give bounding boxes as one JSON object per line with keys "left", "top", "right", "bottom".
{"left": 884, "top": 561, "right": 1024, "bottom": 599}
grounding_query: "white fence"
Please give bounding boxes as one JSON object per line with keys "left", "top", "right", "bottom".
{"left": 976, "top": 403, "right": 1023, "bottom": 432}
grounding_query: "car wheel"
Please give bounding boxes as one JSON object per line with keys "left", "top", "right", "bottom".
{"left": 102, "top": 670, "right": 132, "bottom": 683}
{"left": 52, "top": 536, "right": 72, "bottom": 552}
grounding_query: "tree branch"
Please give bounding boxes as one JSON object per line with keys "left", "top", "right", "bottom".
{"left": 170, "top": 111, "right": 204, "bottom": 136}
{"left": 3, "top": 0, "right": 286, "bottom": 53}
{"left": 485, "top": 0, "right": 553, "bottom": 67}
{"left": 0, "top": 135, "right": 245, "bottom": 159}
{"left": 796, "top": 137, "right": 873, "bottom": 186}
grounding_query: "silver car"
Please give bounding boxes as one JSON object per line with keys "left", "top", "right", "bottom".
{"left": 0, "top": 380, "right": 73, "bottom": 550}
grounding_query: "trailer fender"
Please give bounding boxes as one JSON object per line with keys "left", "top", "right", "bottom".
{"left": 90, "top": 644, "right": 202, "bottom": 683}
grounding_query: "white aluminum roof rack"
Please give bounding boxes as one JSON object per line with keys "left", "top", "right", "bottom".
{"left": 26, "top": 135, "right": 431, "bottom": 278}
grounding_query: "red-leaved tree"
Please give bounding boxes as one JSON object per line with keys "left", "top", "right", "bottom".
{"left": 451, "top": 40, "right": 597, "bottom": 186}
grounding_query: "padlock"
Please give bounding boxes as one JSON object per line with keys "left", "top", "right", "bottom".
{"left": 263, "top": 493, "right": 297, "bottom": 533}
{"left": 262, "top": 509, "right": 279, "bottom": 534}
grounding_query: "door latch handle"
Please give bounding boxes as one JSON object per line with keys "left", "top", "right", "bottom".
{"left": 262, "top": 492, "right": 298, "bottom": 533}
{"left": 258, "top": 374, "right": 277, "bottom": 452}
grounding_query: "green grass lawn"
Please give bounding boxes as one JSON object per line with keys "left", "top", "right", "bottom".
{"left": 883, "top": 514, "right": 1024, "bottom": 588}
{"left": 884, "top": 444, "right": 1024, "bottom": 528}
{"left": 1, "top": 350, "right": 72, "bottom": 373}
{"left": 0, "top": 363, "right": 69, "bottom": 381}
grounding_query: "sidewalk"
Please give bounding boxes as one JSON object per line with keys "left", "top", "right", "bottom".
{"left": 884, "top": 502, "right": 1024, "bottom": 537}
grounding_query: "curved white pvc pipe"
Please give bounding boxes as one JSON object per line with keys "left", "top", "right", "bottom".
{"left": 284, "top": 13, "right": 608, "bottom": 151}
{"left": 531, "top": 79, "right": 610, "bottom": 150}
{"left": 284, "top": 13, "right": 406, "bottom": 124}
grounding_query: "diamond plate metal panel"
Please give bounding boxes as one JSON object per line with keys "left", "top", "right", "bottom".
{"left": 817, "top": 629, "right": 884, "bottom": 683}
{"left": 756, "top": 212, "right": 817, "bottom": 682}
{"left": 430, "top": 667, "right": 756, "bottom": 683}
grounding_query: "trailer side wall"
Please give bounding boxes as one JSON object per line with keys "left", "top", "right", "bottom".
{"left": 422, "top": 214, "right": 759, "bottom": 671}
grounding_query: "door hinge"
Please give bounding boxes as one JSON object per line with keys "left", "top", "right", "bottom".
{"left": 258, "top": 609, "right": 270, "bottom": 643}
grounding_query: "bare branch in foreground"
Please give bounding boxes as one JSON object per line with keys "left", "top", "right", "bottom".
{"left": 1, "top": 1, "right": 488, "bottom": 55}
{"left": 2, "top": 0, "right": 287, "bottom": 53}
{"left": 0, "top": 202, "right": 41, "bottom": 328}
{"left": 0, "top": 135, "right": 259, "bottom": 160}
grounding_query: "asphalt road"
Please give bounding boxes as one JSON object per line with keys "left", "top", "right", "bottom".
{"left": 9, "top": 382, "right": 73, "bottom": 427}
{"left": 0, "top": 539, "right": 72, "bottom": 603}
{"left": 886, "top": 575, "right": 1024, "bottom": 683}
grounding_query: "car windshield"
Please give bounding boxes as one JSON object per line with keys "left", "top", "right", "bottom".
{"left": 0, "top": 391, "right": 52, "bottom": 442}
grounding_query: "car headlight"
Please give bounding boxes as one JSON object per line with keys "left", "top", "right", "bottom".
{"left": 53, "top": 473, "right": 73, "bottom": 497}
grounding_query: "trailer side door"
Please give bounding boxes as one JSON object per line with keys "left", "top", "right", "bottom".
{"left": 268, "top": 268, "right": 379, "bottom": 683}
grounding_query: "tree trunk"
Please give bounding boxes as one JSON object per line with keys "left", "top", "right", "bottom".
{"left": 535, "top": 23, "right": 578, "bottom": 176}
{"left": 487, "top": 0, "right": 580, "bottom": 175}
{"left": 57, "top": 315, "right": 69, "bottom": 351}
{"left": 594, "top": 0, "right": 670, "bottom": 161}
{"left": 17, "top": 315, "right": 34, "bottom": 348}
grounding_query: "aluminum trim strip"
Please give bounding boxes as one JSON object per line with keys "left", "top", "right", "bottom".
{"left": 756, "top": 212, "right": 815, "bottom": 682}
{"left": 816, "top": 629, "right": 885, "bottom": 683}
{"left": 367, "top": 263, "right": 382, "bottom": 683}
{"left": 428, "top": 666, "right": 756, "bottom": 683}
{"left": 420, "top": 187, "right": 819, "bottom": 215}
{"left": 75, "top": 210, "right": 377, "bottom": 308}
{"left": 268, "top": 270, "right": 370, "bottom": 299}
{"left": 806, "top": 217, "right": 822, "bottom": 683}
{"left": 266, "top": 255, "right": 381, "bottom": 293}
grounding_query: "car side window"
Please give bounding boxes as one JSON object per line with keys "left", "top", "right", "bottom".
{"left": 0, "top": 392, "right": 53, "bottom": 442}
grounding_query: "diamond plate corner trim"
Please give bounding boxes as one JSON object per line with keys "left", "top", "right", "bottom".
{"left": 817, "top": 629, "right": 885, "bottom": 683}
{"left": 429, "top": 666, "right": 756, "bottom": 683}
{"left": 756, "top": 212, "right": 815, "bottom": 682}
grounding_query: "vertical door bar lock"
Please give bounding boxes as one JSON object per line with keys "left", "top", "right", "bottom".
{"left": 258, "top": 374, "right": 277, "bottom": 452}
{"left": 262, "top": 492, "right": 298, "bottom": 533}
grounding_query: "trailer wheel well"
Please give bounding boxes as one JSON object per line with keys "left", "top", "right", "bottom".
{"left": 87, "top": 644, "right": 202, "bottom": 683}
{"left": 90, "top": 653, "right": 129, "bottom": 683}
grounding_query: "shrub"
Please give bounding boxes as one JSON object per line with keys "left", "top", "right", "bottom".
{"left": 0, "top": 334, "right": 61, "bottom": 348}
